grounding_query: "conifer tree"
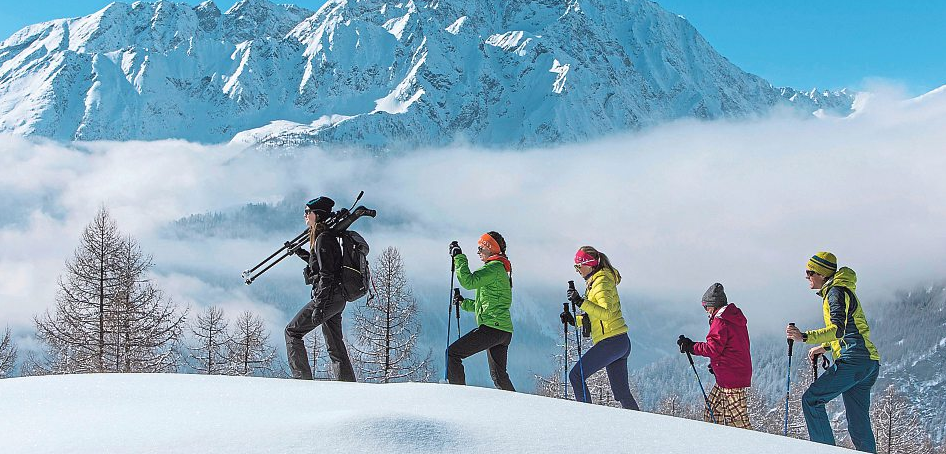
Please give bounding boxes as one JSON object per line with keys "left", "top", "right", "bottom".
{"left": 0, "top": 326, "right": 17, "bottom": 378}
{"left": 226, "top": 311, "right": 277, "bottom": 377}
{"left": 351, "top": 246, "right": 432, "bottom": 383}
{"left": 32, "top": 207, "right": 185, "bottom": 374}
{"left": 872, "top": 385, "right": 935, "bottom": 454}
{"left": 187, "top": 306, "right": 230, "bottom": 375}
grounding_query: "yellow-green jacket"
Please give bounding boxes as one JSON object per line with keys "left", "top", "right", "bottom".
{"left": 804, "top": 267, "right": 881, "bottom": 361}
{"left": 576, "top": 268, "right": 628, "bottom": 344}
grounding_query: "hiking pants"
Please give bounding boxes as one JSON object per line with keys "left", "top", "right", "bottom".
{"left": 285, "top": 292, "right": 356, "bottom": 381}
{"left": 447, "top": 325, "right": 515, "bottom": 391}
{"left": 802, "top": 356, "right": 880, "bottom": 453}
{"left": 706, "top": 385, "right": 752, "bottom": 429}
{"left": 569, "top": 333, "right": 639, "bottom": 410}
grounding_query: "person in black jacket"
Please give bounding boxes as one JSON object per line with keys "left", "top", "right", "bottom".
{"left": 284, "top": 196, "right": 356, "bottom": 381}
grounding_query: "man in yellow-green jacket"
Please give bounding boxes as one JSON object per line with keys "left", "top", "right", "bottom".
{"left": 787, "top": 252, "right": 880, "bottom": 453}
{"left": 561, "top": 246, "right": 639, "bottom": 410}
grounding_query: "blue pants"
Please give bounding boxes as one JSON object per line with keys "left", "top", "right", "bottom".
{"left": 802, "top": 356, "right": 880, "bottom": 453}
{"left": 569, "top": 333, "right": 639, "bottom": 410}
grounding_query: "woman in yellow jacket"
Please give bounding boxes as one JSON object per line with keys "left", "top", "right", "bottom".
{"left": 562, "top": 246, "right": 640, "bottom": 410}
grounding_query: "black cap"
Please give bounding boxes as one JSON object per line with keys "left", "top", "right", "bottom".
{"left": 305, "top": 196, "right": 334, "bottom": 216}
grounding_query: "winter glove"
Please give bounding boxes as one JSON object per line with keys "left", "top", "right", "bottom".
{"left": 566, "top": 288, "right": 583, "bottom": 306}
{"left": 303, "top": 266, "right": 315, "bottom": 285}
{"left": 453, "top": 290, "right": 465, "bottom": 307}
{"left": 449, "top": 241, "right": 462, "bottom": 258}
{"left": 286, "top": 241, "right": 308, "bottom": 258}
{"left": 677, "top": 336, "right": 695, "bottom": 354}
{"left": 560, "top": 310, "right": 576, "bottom": 326}
{"left": 580, "top": 314, "right": 591, "bottom": 338}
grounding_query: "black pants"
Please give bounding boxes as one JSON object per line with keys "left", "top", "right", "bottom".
{"left": 285, "top": 293, "right": 355, "bottom": 381}
{"left": 447, "top": 325, "right": 515, "bottom": 391}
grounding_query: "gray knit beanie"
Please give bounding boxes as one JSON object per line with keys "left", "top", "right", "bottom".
{"left": 701, "top": 283, "right": 728, "bottom": 309}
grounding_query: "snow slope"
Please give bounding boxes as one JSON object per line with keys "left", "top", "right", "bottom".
{"left": 0, "top": 0, "right": 854, "bottom": 149}
{"left": 0, "top": 373, "right": 852, "bottom": 453}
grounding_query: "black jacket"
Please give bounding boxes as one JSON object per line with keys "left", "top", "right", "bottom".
{"left": 296, "top": 231, "right": 342, "bottom": 305}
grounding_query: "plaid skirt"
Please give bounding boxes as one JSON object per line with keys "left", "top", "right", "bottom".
{"left": 703, "top": 385, "right": 753, "bottom": 429}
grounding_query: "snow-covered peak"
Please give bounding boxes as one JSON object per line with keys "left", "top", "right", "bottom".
{"left": 0, "top": 0, "right": 856, "bottom": 147}
{"left": 223, "top": 0, "right": 314, "bottom": 41}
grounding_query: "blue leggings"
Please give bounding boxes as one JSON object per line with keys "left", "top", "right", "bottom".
{"left": 802, "top": 356, "right": 880, "bottom": 453}
{"left": 569, "top": 333, "right": 639, "bottom": 410}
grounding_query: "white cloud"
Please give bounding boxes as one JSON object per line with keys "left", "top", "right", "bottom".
{"left": 2, "top": 86, "right": 945, "bottom": 349}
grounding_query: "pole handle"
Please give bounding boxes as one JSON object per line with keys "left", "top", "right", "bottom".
{"left": 563, "top": 303, "right": 570, "bottom": 332}
{"left": 568, "top": 280, "right": 576, "bottom": 291}
{"left": 679, "top": 335, "right": 696, "bottom": 366}
{"left": 453, "top": 288, "right": 461, "bottom": 319}
{"left": 787, "top": 322, "right": 796, "bottom": 356}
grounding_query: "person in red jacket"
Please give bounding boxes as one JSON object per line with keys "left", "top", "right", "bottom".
{"left": 678, "top": 283, "right": 752, "bottom": 429}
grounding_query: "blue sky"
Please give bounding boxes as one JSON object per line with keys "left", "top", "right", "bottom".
{"left": 1, "top": 0, "right": 943, "bottom": 95}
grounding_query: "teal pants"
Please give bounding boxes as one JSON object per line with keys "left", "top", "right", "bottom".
{"left": 802, "top": 356, "right": 880, "bottom": 453}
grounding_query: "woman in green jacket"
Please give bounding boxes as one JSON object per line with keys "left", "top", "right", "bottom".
{"left": 446, "top": 231, "right": 515, "bottom": 391}
{"left": 562, "top": 246, "right": 639, "bottom": 409}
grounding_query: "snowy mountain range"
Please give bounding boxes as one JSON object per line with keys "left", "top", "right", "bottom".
{"left": 0, "top": 0, "right": 855, "bottom": 149}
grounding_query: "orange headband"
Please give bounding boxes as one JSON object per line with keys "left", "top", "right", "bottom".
{"left": 478, "top": 233, "right": 501, "bottom": 255}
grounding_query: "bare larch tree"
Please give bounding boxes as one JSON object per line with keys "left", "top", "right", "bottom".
{"left": 872, "top": 385, "right": 935, "bottom": 454}
{"left": 31, "top": 207, "right": 185, "bottom": 374}
{"left": 187, "top": 306, "right": 230, "bottom": 375}
{"left": 226, "top": 311, "right": 278, "bottom": 377}
{"left": 351, "top": 246, "right": 432, "bottom": 383}
{"left": 0, "top": 326, "right": 17, "bottom": 378}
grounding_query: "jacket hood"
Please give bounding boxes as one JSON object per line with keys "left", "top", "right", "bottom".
{"left": 821, "top": 266, "right": 857, "bottom": 294}
{"left": 588, "top": 268, "right": 621, "bottom": 286}
{"left": 715, "top": 303, "right": 747, "bottom": 327}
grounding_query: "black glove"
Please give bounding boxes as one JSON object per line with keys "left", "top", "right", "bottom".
{"left": 449, "top": 241, "right": 462, "bottom": 258}
{"left": 303, "top": 265, "right": 315, "bottom": 285}
{"left": 286, "top": 241, "right": 307, "bottom": 258}
{"left": 566, "top": 288, "right": 583, "bottom": 306}
{"left": 708, "top": 364, "right": 715, "bottom": 375}
{"left": 560, "top": 310, "right": 576, "bottom": 326}
{"left": 453, "top": 290, "right": 465, "bottom": 306}
{"left": 677, "top": 336, "right": 694, "bottom": 354}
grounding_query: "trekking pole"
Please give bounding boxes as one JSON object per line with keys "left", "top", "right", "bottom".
{"left": 784, "top": 322, "right": 796, "bottom": 436}
{"left": 681, "top": 335, "right": 717, "bottom": 424}
{"left": 454, "top": 288, "right": 461, "bottom": 340}
{"left": 569, "top": 280, "right": 588, "bottom": 403}
{"left": 443, "top": 248, "right": 457, "bottom": 383}
{"left": 563, "top": 302, "right": 570, "bottom": 400}
{"left": 812, "top": 354, "right": 819, "bottom": 381}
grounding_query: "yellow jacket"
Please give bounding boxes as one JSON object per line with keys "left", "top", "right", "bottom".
{"left": 805, "top": 267, "right": 880, "bottom": 361}
{"left": 576, "top": 268, "right": 628, "bottom": 344}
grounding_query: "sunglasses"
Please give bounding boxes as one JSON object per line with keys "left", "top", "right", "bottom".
{"left": 805, "top": 270, "right": 817, "bottom": 277}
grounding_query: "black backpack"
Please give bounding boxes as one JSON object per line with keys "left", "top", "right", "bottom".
{"left": 338, "top": 230, "right": 371, "bottom": 302}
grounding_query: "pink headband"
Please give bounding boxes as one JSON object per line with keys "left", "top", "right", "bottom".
{"left": 574, "top": 250, "right": 599, "bottom": 268}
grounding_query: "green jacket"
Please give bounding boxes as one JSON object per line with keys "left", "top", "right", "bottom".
{"left": 454, "top": 254, "right": 513, "bottom": 333}
{"left": 576, "top": 268, "right": 628, "bottom": 344}
{"left": 804, "top": 267, "right": 881, "bottom": 361}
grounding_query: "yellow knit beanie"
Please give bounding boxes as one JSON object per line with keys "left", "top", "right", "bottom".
{"left": 807, "top": 251, "right": 838, "bottom": 277}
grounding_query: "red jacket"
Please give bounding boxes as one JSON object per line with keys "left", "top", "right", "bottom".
{"left": 691, "top": 303, "right": 752, "bottom": 389}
